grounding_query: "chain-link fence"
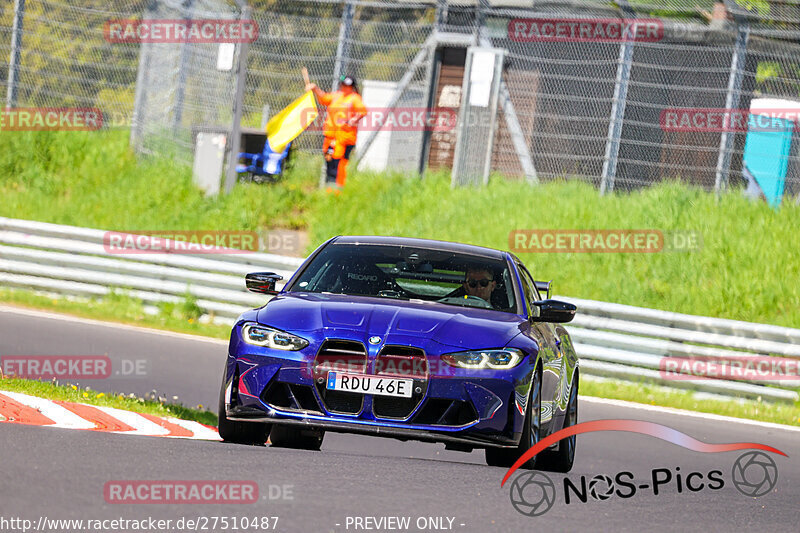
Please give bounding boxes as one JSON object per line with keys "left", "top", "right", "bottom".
{"left": 243, "top": 0, "right": 436, "bottom": 175}
{"left": 3, "top": 0, "right": 800, "bottom": 200}
{"left": 129, "top": 0, "right": 245, "bottom": 166}
{"left": 0, "top": 0, "right": 141, "bottom": 123}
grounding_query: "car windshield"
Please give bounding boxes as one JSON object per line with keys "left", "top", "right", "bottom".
{"left": 288, "top": 243, "right": 519, "bottom": 313}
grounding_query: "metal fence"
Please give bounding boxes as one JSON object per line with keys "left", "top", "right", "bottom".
{"left": 3, "top": 1, "right": 800, "bottom": 198}
{"left": 2, "top": 215, "right": 798, "bottom": 403}
{"left": 129, "top": 0, "right": 245, "bottom": 167}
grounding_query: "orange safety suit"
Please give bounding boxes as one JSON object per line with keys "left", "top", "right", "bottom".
{"left": 318, "top": 90, "right": 367, "bottom": 187}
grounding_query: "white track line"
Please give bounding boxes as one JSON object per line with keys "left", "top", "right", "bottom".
{"left": 91, "top": 405, "right": 171, "bottom": 436}
{"left": 0, "top": 304, "right": 227, "bottom": 345}
{"left": 581, "top": 395, "right": 800, "bottom": 433}
{"left": 167, "top": 418, "right": 221, "bottom": 440}
{"left": 1, "top": 391, "right": 96, "bottom": 430}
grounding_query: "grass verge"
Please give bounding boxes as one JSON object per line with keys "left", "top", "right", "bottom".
{"left": 0, "top": 129, "right": 321, "bottom": 232}
{"left": 0, "top": 287, "right": 231, "bottom": 340}
{"left": 0, "top": 376, "right": 217, "bottom": 427}
{"left": 582, "top": 377, "right": 800, "bottom": 427}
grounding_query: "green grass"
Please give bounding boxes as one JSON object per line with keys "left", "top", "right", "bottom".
{"left": 582, "top": 377, "right": 800, "bottom": 427}
{"left": 308, "top": 171, "right": 800, "bottom": 328}
{"left": 3, "top": 130, "right": 799, "bottom": 326}
{"left": 0, "top": 129, "right": 321, "bottom": 232}
{"left": 0, "top": 287, "right": 230, "bottom": 340}
{"left": 0, "top": 376, "right": 217, "bottom": 426}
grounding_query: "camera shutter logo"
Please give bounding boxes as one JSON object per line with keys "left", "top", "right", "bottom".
{"left": 509, "top": 471, "right": 556, "bottom": 516}
{"left": 732, "top": 451, "right": 778, "bottom": 497}
{"left": 588, "top": 474, "right": 615, "bottom": 500}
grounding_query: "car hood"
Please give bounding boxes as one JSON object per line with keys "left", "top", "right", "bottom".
{"left": 256, "top": 292, "right": 524, "bottom": 349}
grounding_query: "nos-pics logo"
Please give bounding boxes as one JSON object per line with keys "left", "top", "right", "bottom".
{"left": 500, "top": 420, "right": 784, "bottom": 517}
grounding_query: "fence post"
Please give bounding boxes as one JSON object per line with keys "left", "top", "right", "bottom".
{"left": 130, "top": 42, "right": 149, "bottom": 151}
{"left": 173, "top": 0, "right": 195, "bottom": 135}
{"left": 130, "top": 2, "right": 157, "bottom": 151}
{"left": 223, "top": 4, "right": 252, "bottom": 194}
{"left": 451, "top": 47, "right": 504, "bottom": 187}
{"left": 476, "top": 3, "right": 538, "bottom": 184}
{"left": 481, "top": 48, "right": 505, "bottom": 185}
{"left": 5, "top": 0, "right": 25, "bottom": 108}
{"left": 599, "top": 35, "right": 634, "bottom": 195}
{"left": 331, "top": 1, "right": 355, "bottom": 91}
{"left": 714, "top": 24, "right": 749, "bottom": 194}
{"left": 436, "top": 0, "right": 447, "bottom": 29}
{"left": 418, "top": 39, "right": 439, "bottom": 177}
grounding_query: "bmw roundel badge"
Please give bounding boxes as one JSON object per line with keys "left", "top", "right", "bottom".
{"left": 368, "top": 336, "right": 381, "bottom": 345}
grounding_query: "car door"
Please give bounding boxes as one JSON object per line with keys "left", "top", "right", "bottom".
{"left": 515, "top": 262, "right": 562, "bottom": 429}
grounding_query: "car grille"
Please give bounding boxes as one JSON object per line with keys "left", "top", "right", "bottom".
{"left": 372, "top": 345, "right": 428, "bottom": 420}
{"left": 413, "top": 398, "right": 479, "bottom": 426}
{"left": 314, "top": 340, "right": 367, "bottom": 414}
{"left": 261, "top": 381, "right": 321, "bottom": 413}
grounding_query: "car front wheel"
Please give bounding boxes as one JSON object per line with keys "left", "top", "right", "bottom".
{"left": 217, "top": 377, "right": 271, "bottom": 445}
{"left": 537, "top": 372, "right": 578, "bottom": 473}
{"left": 485, "top": 367, "right": 541, "bottom": 469}
{"left": 269, "top": 424, "right": 325, "bottom": 451}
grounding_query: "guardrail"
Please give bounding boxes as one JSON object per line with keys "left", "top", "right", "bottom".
{"left": 1, "top": 216, "right": 797, "bottom": 403}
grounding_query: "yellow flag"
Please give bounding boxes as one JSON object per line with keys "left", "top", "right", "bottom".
{"left": 265, "top": 91, "right": 318, "bottom": 152}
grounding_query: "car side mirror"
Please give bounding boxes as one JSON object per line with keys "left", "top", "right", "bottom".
{"left": 530, "top": 299, "right": 576, "bottom": 323}
{"left": 534, "top": 280, "right": 552, "bottom": 300}
{"left": 245, "top": 272, "right": 283, "bottom": 295}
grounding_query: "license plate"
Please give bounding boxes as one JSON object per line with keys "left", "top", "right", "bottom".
{"left": 326, "top": 372, "right": 413, "bottom": 398}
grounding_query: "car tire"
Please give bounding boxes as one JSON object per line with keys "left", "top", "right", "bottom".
{"left": 217, "top": 378, "right": 271, "bottom": 445}
{"left": 485, "top": 367, "right": 541, "bottom": 469}
{"left": 269, "top": 425, "right": 325, "bottom": 451}
{"left": 537, "top": 372, "right": 578, "bottom": 473}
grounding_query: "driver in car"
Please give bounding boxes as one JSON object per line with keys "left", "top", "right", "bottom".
{"left": 462, "top": 267, "right": 497, "bottom": 304}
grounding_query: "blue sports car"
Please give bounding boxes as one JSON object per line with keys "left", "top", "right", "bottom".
{"left": 219, "top": 236, "right": 579, "bottom": 471}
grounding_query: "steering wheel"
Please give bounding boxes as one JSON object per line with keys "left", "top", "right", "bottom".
{"left": 437, "top": 295, "right": 493, "bottom": 309}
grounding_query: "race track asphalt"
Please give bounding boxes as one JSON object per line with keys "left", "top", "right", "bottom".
{"left": 1, "top": 306, "right": 797, "bottom": 532}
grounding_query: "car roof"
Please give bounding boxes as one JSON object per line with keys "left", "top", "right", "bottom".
{"left": 330, "top": 235, "right": 508, "bottom": 260}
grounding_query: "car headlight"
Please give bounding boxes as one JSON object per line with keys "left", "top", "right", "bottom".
{"left": 441, "top": 348, "right": 524, "bottom": 369}
{"left": 241, "top": 323, "right": 309, "bottom": 351}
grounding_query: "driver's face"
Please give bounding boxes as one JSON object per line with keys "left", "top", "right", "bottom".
{"left": 463, "top": 270, "right": 496, "bottom": 302}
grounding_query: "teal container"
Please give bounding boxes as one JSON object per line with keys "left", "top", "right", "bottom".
{"left": 743, "top": 100, "right": 796, "bottom": 207}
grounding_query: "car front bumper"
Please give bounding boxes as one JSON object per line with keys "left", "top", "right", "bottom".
{"left": 223, "top": 334, "right": 535, "bottom": 449}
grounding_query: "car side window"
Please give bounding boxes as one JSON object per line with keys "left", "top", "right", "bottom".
{"left": 516, "top": 263, "right": 540, "bottom": 317}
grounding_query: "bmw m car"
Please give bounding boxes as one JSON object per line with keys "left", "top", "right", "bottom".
{"left": 219, "top": 236, "right": 579, "bottom": 471}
